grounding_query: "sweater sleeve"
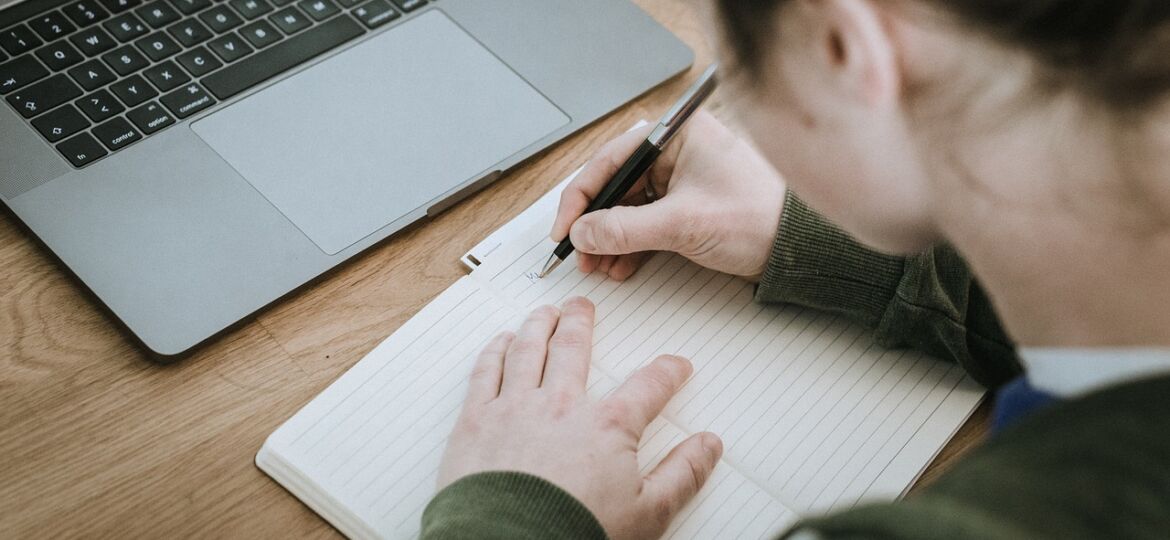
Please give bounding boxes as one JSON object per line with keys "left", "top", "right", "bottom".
{"left": 421, "top": 472, "right": 607, "bottom": 540}
{"left": 787, "top": 373, "right": 1170, "bottom": 540}
{"left": 755, "top": 192, "right": 1021, "bottom": 388}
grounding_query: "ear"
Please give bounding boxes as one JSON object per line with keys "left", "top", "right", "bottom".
{"left": 815, "top": 0, "right": 899, "bottom": 107}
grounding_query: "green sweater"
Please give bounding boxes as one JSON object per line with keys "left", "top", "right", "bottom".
{"left": 420, "top": 193, "right": 1170, "bottom": 539}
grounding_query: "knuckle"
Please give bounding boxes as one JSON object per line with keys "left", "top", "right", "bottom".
{"left": 549, "top": 331, "right": 588, "bottom": 352}
{"left": 651, "top": 495, "right": 679, "bottom": 529}
{"left": 598, "top": 400, "right": 631, "bottom": 431}
{"left": 469, "top": 361, "right": 499, "bottom": 381}
{"left": 685, "top": 455, "right": 707, "bottom": 494}
{"left": 600, "top": 212, "right": 630, "bottom": 252}
{"left": 509, "top": 338, "right": 545, "bottom": 357}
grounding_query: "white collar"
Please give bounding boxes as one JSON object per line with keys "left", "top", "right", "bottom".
{"left": 1020, "top": 348, "right": 1170, "bottom": 397}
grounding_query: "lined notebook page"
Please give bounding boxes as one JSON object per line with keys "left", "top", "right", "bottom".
{"left": 261, "top": 277, "right": 795, "bottom": 540}
{"left": 473, "top": 223, "right": 985, "bottom": 515}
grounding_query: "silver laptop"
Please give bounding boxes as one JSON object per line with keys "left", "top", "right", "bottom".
{"left": 0, "top": 0, "right": 691, "bottom": 359}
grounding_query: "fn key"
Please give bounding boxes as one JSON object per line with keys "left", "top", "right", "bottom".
{"left": 160, "top": 82, "right": 216, "bottom": 118}
{"left": 57, "top": 132, "right": 108, "bottom": 168}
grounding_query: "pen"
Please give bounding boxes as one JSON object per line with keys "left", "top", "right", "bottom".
{"left": 538, "top": 64, "right": 719, "bottom": 278}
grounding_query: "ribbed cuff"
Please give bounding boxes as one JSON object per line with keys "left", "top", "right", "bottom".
{"left": 755, "top": 192, "right": 907, "bottom": 327}
{"left": 421, "top": 472, "right": 608, "bottom": 540}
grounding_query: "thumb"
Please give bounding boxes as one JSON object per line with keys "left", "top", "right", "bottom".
{"left": 569, "top": 201, "right": 683, "bottom": 256}
{"left": 642, "top": 432, "right": 723, "bottom": 522}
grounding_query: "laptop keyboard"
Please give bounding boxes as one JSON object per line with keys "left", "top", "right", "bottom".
{"left": 0, "top": 0, "right": 428, "bottom": 168}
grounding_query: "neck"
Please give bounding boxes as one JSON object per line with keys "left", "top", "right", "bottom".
{"left": 933, "top": 95, "right": 1170, "bottom": 348}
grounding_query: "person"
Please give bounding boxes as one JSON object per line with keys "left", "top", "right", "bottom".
{"left": 420, "top": 0, "right": 1170, "bottom": 538}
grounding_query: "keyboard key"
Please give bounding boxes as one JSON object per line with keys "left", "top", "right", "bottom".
{"left": 337, "top": 0, "right": 361, "bottom": 9}
{"left": 238, "top": 19, "right": 279, "bottom": 48}
{"left": 0, "top": 55, "right": 49, "bottom": 94}
{"left": 101, "top": 44, "right": 148, "bottom": 74}
{"left": 104, "top": 13, "right": 149, "bottom": 41}
{"left": 1, "top": 25, "right": 43, "bottom": 56}
{"left": 36, "top": 41, "right": 84, "bottom": 71}
{"left": 32, "top": 103, "right": 90, "bottom": 141}
{"left": 204, "top": 15, "right": 359, "bottom": 99}
{"left": 169, "top": 0, "right": 211, "bottom": 15}
{"left": 175, "top": 46, "right": 221, "bottom": 76}
{"left": 269, "top": 7, "right": 309, "bottom": 34}
{"left": 126, "top": 100, "right": 173, "bottom": 133}
{"left": 92, "top": 116, "right": 141, "bottom": 150}
{"left": 63, "top": 1, "right": 110, "bottom": 27}
{"left": 57, "top": 132, "right": 107, "bottom": 167}
{"left": 389, "top": 0, "right": 423, "bottom": 12}
{"left": 297, "top": 0, "right": 337, "bottom": 21}
{"left": 135, "top": 0, "right": 180, "bottom": 28}
{"left": 77, "top": 88, "right": 124, "bottom": 121}
{"left": 98, "top": 0, "right": 143, "bottom": 14}
{"left": 160, "top": 81, "right": 214, "bottom": 118}
{"left": 67, "top": 58, "right": 116, "bottom": 90}
{"left": 142, "top": 59, "right": 188, "bottom": 90}
{"left": 352, "top": 0, "right": 397, "bottom": 29}
{"left": 199, "top": 5, "right": 242, "bottom": 33}
{"left": 30, "top": 12, "right": 78, "bottom": 41}
{"left": 70, "top": 26, "right": 117, "bottom": 55}
{"left": 109, "top": 73, "right": 156, "bottom": 105}
{"left": 229, "top": 0, "right": 272, "bottom": 20}
{"left": 167, "top": 19, "right": 211, "bottom": 46}
{"left": 270, "top": 0, "right": 294, "bottom": 6}
{"left": 207, "top": 33, "right": 251, "bottom": 62}
{"left": 135, "top": 31, "right": 180, "bottom": 60}
{"left": 6, "top": 74, "right": 83, "bottom": 118}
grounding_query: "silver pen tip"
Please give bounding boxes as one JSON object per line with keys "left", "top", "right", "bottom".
{"left": 538, "top": 255, "right": 562, "bottom": 279}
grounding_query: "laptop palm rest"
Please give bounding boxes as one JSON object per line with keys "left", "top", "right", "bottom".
{"left": 192, "top": 10, "right": 569, "bottom": 255}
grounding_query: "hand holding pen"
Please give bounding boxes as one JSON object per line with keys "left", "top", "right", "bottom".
{"left": 540, "top": 64, "right": 720, "bottom": 278}
{"left": 545, "top": 65, "right": 788, "bottom": 282}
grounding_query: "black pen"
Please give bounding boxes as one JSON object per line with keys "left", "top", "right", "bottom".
{"left": 538, "top": 64, "right": 719, "bottom": 278}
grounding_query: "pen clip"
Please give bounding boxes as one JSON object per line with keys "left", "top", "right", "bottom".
{"left": 649, "top": 64, "right": 719, "bottom": 148}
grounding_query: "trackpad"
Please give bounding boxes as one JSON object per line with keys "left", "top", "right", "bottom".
{"left": 192, "top": 10, "right": 569, "bottom": 254}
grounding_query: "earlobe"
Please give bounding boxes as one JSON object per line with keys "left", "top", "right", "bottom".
{"left": 824, "top": 0, "right": 899, "bottom": 107}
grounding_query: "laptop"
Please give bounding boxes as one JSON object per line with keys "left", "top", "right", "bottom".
{"left": 0, "top": 0, "right": 692, "bottom": 359}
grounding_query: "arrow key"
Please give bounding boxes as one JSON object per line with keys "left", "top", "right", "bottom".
{"left": 76, "top": 88, "right": 125, "bottom": 121}
{"left": 32, "top": 104, "right": 91, "bottom": 142}
{"left": 57, "top": 132, "right": 108, "bottom": 168}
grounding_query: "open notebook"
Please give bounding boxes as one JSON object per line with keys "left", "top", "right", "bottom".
{"left": 258, "top": 166, "right": 986, "bottom": 540}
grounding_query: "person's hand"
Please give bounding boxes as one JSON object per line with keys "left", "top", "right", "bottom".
{"left": 552, "top": 110, "right": 787, "bottom": 281}
{"left": 438, "top": 297, "right": 724, "bottom": 540}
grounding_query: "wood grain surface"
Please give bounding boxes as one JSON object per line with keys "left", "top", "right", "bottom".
{"left": 0, "top": 0, "right": 988, "bottom": 536}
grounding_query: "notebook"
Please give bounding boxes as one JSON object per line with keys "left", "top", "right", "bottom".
{"left": 257, "top": 157, "right": 986, "bottom": 540}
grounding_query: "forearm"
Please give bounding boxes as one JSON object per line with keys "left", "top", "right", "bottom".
{"left": 755, "top": 192, "right": 1020, "bottom": 388}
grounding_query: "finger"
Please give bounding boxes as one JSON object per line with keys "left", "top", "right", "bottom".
{"left": 542, "top": 297, "right": 595, "bottom": 393}
{"left": 465, "top": 332, "right": 514, "bottom": 406}
{"left": 598, "top": 255, "right": 616, "bottom": 274}
{"left": 607, "top": 253, "right": 649, "bottom": 282}
{"left": 501, "top": 306, "right": 560, "bottom": 393}
{"left": 641, "top": 432, "right": 722, "bottom": 519}
{"left": 578, "top": 253, "right": 600, "bottom": 274}
{"left": 603, "top": 355, "right": 693, "bottom": 434}
{"left": 569, "top": 200, "right": 685, "bottom": 256}
{"left": 551, "top": 126, "right": 655, "bottom": 242}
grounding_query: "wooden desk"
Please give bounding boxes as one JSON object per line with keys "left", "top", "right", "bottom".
{"left": 0, "top": 1, "right": 988, "bottom": 536}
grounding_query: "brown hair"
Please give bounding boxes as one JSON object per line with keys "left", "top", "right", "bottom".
{"left": 717, "top": 0, "right": 1170, "bottom": 109}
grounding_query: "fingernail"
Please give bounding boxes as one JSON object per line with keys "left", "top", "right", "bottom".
{"left": 702, "top": 433, "right": 723, "bottom": 458}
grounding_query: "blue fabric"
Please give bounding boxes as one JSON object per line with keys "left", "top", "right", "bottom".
{"left": 992, "top": 376, "right": 1058, "bottom": 433}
